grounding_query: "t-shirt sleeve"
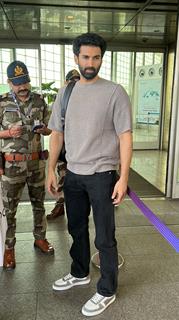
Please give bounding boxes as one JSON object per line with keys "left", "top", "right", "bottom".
{"left": 48, "top": 87, "right": 65, "bottom": 132}
{"left": 113, "top": 85, "right": 132, "bottom": 135}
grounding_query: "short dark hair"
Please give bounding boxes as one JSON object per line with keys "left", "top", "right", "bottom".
{"left": 73, "top": 32, "right": 107, "bottom": 58}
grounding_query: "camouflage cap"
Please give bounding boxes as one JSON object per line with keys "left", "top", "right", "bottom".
{"left": 65, "top": 69, "right": 80, "bottom": 82}
{"left": 7, "top": 60, "right": 31, "bottom": 85}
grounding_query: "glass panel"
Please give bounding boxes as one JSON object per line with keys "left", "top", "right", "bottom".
{"left": 16, "top": 49, "right": 39, "bottom": 88}
{"left": 99, "top": 51, "right": 111, "bottom": 80}
{"left": 144, "top": 52, "right": 154, "bottom": 65}
{"left": 1, "top": 7, "right": 41, "bottom": 39}
{"left": 65, "top": 45, "right": 77, "bottom": 76}
{"left": 133, "top": 52, "right": 164, "bottom": 149}
{"left": 41, "top": 44, "right": 62, "bottom": 88}
{"left": 0, "top": 48, "right": 13, "bottom": 92}
{"left": 40, "top": 44, "right": 63, "bottom": 163}
{"left": 90, "top": 12, "right": 113, "bottom": 33}
{"left": 163, "top": 51, "right": 174, "bottom": 150}
{"left": 136, "top": 53, "right": 144, "bottom": 67}
{"left": 113, "top": 12, "right": 136, "bottom": 33}
{"left": 116, "top": 52, "right": 132, "bottom": 96}
{"left": 41, "top": 8, "right": 88, "bottom": 38}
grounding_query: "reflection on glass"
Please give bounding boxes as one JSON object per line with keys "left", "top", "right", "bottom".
{"left": 133, "top": 52, "right": 164, "bottom": 149}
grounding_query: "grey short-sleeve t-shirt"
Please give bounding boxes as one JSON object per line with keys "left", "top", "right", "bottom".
{"left": 48, "top": 78, "right": 132, "bottom": 174}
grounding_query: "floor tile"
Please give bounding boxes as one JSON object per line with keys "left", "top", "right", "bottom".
{"left": 0, "top": 293, "right": 37, "bottom": 320}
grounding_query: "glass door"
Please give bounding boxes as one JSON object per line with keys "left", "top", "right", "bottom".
{"left": 132, "top": 52, "right": 164, "bottom": 149}
{"left": 167, "top": 30, "right": 179, "bottom": 198}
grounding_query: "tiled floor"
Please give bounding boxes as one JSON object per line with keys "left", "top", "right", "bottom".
{"left": 1, "top": 197, "right": 179, "bottom": 320}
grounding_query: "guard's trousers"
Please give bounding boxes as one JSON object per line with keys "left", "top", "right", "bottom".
{"left": 1, "top": 159, "right": 46, "bottom": 248}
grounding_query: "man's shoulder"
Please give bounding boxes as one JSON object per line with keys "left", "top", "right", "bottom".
{"left": 98, "top": 78, "right": 119, "bottom": 89}
{"left": 31, "top": 92, "right": 47, "bottom": 106}
{"left": 32, "top": 92, "right": 44, "bottom": 100}
{"left": 0, "top": 93, "right": 12, "bottom": 109}
{"left": 101, "top": 79, "right": 128, "bottom": 94}
{"left": 0, "top": 92, "right": 10, "bottom": 101}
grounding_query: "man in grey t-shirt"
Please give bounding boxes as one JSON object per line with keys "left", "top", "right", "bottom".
{"left": 47, "top": 32, "right": 132, "bottom": 317}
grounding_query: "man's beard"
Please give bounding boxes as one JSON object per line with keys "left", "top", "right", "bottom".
{"left": 78, "top": 66, "right": 101, "bottom": 80}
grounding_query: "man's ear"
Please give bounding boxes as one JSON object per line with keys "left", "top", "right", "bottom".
{"left": 7, "top": 79, "right": 12, "bottom": 88}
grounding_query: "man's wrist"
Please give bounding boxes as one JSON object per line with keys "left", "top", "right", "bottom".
{"left": 48, "top": 165, "right": 56, "bottom": 173}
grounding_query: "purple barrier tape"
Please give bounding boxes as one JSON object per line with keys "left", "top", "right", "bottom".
{"left": 127, "top": 187, "right": 179, "bottom": 253}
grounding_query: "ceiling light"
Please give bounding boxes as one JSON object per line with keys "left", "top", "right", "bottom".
{"left": 3, "top": 16, "right": 9, "bottom": 30}
{"left": 66, "top": 15, "right": 74, "bottom": 20}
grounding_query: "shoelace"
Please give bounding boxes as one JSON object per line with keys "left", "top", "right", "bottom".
{"left": 91, "top": 293, "right": 104, "bottom": 304}
{"left": 63, "top": 273, "right": 73, "bottom": 281}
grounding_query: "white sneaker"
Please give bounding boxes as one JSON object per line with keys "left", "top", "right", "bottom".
{"left": 52, "top": 273, "right": 91, "bottom": 291}
{"left": 82, "top": 292, "right": 116, "bottom": 316}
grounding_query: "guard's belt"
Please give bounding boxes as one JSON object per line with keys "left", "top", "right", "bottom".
{"left": 4, "top": 150, "right": 48, "bottom": 162}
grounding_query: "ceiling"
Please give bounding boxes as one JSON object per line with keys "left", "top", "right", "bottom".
{"left": 0, "top": 0, "right": 178, "bottom": 50}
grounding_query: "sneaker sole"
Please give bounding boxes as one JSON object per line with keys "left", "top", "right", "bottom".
{"left": 52, "top": 278, "right": 91, "bottom": 291}
{"left": 81, "top": 295, "right": 116, "bottom": 317}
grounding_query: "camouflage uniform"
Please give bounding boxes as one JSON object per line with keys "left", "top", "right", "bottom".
{"left": 56, "top": 161, "right": 67, "bottom": 205}
{"left": 0, "top": 92, "right": 49, "bottom": 249}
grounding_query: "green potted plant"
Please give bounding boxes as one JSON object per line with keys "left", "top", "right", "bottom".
{"left": 41, "top": 81, "right": 59, "bottom": 106}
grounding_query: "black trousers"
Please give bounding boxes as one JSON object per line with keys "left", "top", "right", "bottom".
{"left": 63, "top": 169, "right": 119, "bottom": 296}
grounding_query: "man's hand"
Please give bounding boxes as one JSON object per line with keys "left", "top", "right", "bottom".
{"left": 47, "top": 170, "right": 59, "bottom": 197}
{"left": 34, "top": 125, "right": 51, "bottom": 135}
{"left": 9, "top": 125, "right": 23, "bottom": 138}
{"left": 47, "top": 130, "right": 64, "bottom": 197}
{"left": 112, "top": 130, "right": 132, "bottom": 206}
{"left": 111, "top": 178, "right": 127, "bottom": 206}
